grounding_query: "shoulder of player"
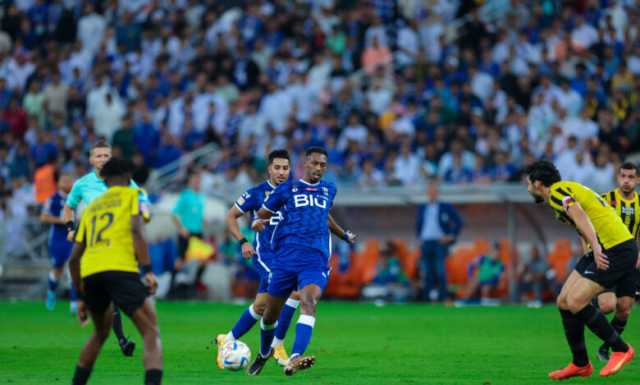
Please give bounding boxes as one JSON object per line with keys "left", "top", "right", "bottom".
{"left": 247, "top": 181, "right": 270, "bottom": 195}
{"left": 276, "top": 180, "right": 294, "bottom": 191}
{"left": 320, "top": 180, "right": 337, "bottom": 194}
{"left": 327, "top": 180, "right": 337, "bottom": 190}
{"left": 549, "top": 181, "right": 578, "bottom": 196}
{"left": 102, "top": 186, "right": 138, "bottom": 201}
{"left": 71, "top": 172, "right": 93, "bottom": 189}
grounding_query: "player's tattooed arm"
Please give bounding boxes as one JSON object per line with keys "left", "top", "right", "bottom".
{"left": 226, "top": 205, "right": 255, "bottom": 259}
{"left": 328, "top": 214, "right": 357, "bottom": 244}
{"left": 566, "top": 203, "right": 608, "bottom": 270}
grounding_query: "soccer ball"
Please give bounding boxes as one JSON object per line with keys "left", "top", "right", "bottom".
{"left": 221, "top": 340, "right": 251, "bottom": 371}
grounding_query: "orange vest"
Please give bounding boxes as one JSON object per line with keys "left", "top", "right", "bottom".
{"left": 34, "top": 164, "right": 56, "bottom": 204}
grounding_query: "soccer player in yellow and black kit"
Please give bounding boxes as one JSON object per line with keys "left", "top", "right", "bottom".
{"left": 595, "top": 162, "right": 640, "bottom": 361}
{"left": 525, "top": 160, "right": 636, "bottom": 380}
{"left": 68, "top": 158, "right": 163, "bottom": 385}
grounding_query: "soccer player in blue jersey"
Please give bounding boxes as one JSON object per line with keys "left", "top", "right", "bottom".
{"left": 247, "top": 147, "right": 356, "bottom": 376}
{"left": 41, "top": 172, "right": 76, "bottom": 312}
{"left": 218, "top": 149, "right": 354, "bottom": 368}
{"left": 216, "top": 149, "right": 299, "bottom": 367}
{"left": 62, "top": 139, "right": 149, "bottom": 357}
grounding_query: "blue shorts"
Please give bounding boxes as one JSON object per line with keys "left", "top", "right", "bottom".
{"left": 253, "top": 253, "right": 274, "bottom": 294}
{"left": 49, "top": 242, "right": 73, "bottom": 269}
{"left": 268, "top": 268, "right": 329, "bottom": 299}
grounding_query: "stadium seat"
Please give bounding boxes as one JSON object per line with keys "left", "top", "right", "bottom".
{"left": 325, "top": 239, "right": 380, "bottom": 299}
{"left": 390, "top": 240, "right": 420, "bottom": 279}
{"left": 547, "top": 239, "right": 573, "bottom": 281}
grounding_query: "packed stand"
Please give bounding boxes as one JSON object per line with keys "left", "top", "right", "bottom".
{"left": 0, "top": 0, "right": 639, "bottom": 203}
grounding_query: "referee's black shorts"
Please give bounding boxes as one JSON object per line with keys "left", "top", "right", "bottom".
{"left": 83, "top": 271, "right": 148, "bottom": 317}
{"left": 576, "top": 239, "right": 639, "bottom": 298}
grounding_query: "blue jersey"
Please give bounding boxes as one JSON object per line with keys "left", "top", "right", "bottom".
{"left": 43, "top": 191, "right": 73, "bottom": 250}
{"left": 263, "top": 179, "right": 337, "bottom": 270}
{"left": 234, "top": 181, "right": 283, "bottom": 268}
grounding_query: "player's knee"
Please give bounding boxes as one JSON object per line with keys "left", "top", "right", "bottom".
{"left": 556, "top": 295, "right": 568, "bottom": 309}
{"left": 299, "top": 295, "right": 316, "bottom": 315}
{"left": 252, "top": 302, "right": 266, "bottom": 316}
{"left": 616, "top": 300, "right": 633, "bottom": 320}
{"left": 564, "top": 295, "right": 586, "bottom": 313}
{"left": 289, "top": 291, "right": 301, "bottom": 301}
{"left": 599, "top": 300, "right": 616, "bottom": 315}
{"left": 262, "top": 305, "right": 279, "bottom": 324}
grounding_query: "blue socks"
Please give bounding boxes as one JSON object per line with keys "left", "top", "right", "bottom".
{"left": 291, "top": 314, "right": 315, "bottom": 357}
{"left": 272, "top": 298, "right": 299, "bottom": 348}
{"left": 229, "top": 305, "right": 261, "bottom": 341}
{"left": 260, "top": 319, "right": 277, "bottom": 357}
{"left": 48, "top": 272, "right": 58, "bottom": 292}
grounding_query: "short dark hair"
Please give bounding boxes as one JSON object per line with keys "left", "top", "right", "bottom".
{"left": 524, "top": 160, "right": 561, "bottom": 187}
{"left": 305, "top": 147, "right": 328, "bottom": 157}
{"left": 268, "top": 149, "right": 290, "bottom": 164}
{"left": 91, "top": 139, "right": 111, "bottom": 153}
{"left": 101, "top": 157, "right": 133, "bottom": 179}
{"left": 620, "top": 162, "right": 639, "bottom": 175}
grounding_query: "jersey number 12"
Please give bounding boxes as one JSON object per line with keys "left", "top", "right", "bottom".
{"left": 89, "top": 212, "right": 114, "bottom": 246}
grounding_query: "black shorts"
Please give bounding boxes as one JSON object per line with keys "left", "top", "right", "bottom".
{"left": 575, "top": 240, "right": 639, "bottom": 298}
{"left": 597, "top": 283, "right": 640, "bottom": 300}
{"left": 83, "top": 271, "right": 149, "bottom": 317}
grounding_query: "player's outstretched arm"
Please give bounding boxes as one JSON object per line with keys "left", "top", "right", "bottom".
{"left": 328, "top": 214, "right": 356, "bottom": 244}
{"left": 566, "top": 203, "right": 608, "bottom": 269}
{"left": 226, "top": 205, "right": 255, "bottom": 259}
{"left": 132, "top": 214, "right": 157, "bottom": 294}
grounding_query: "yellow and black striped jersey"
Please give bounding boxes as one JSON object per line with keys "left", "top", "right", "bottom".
{"left": 601, "top": 189, "right": 640, "bottom": 239}
{"left": 75, "top": 186, "right": 141, "bottom": 278}
{"left": 548, "top": 181, "right": 632, "bottom": 249}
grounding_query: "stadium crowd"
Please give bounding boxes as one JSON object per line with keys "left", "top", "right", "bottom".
{"left": 1, "top": 0, "right": 639, "bottom": 202}
{"left": 1, "top": 0, "right": 640, "bottom": 300}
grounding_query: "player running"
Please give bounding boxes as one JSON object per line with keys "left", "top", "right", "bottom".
{"left": 63, "top": 139, "right": 150, "bottom": 357}
{"left": 218, "top": 149, "right": 355, "bottom": 369}
{"left": 68, "top": 157, "right": 163, "bottom": 385}
{"left": 525, "top": 160, "right": 636, "bottom": 379}
{"left": 595, "top": 162, "right": 640, "bottom": 361}
{"left": 41, "top": 172, "right": 77, "bottom": 313}
{"left": 216, "top": 150, "right": 300, "bottom": 367}
{"left": 247, "top": 147, "right": 356, "bottom": 376}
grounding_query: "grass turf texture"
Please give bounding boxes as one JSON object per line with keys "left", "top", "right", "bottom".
{"left": 0, "top": 301, "right": 639, "bottom": 384}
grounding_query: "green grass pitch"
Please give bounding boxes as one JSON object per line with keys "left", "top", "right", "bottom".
{"left": 1, "top": 301, "right": 639, "bottom": 384}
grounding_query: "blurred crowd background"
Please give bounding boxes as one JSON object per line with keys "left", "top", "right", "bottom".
{"left": 1, "top": 0, "right": 639, "bottom": 302}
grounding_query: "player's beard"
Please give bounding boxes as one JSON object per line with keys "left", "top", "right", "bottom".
{"left": 621, "top": 185, "right": 634, "bottom": 195}
{"left": 530, "top": 192, "right": 544, "bottom": 204}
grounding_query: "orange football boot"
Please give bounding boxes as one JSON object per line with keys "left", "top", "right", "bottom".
{"left": 600, "top": 344, "right": 634, "bottom": 377}
{"left": 548, "top": 363, "right": 593, "bottom": 380}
